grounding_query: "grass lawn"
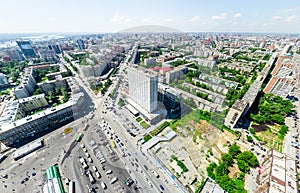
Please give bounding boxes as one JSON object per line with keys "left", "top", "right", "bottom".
{"left": 170, "top": 110, "right": 200, "bottom": 130}
{"left": 136, "top": 117, "right": 142, "bottom": 122}
{"left": 140, "top": 121, "right": 150, "bottom": 129}
{"left": 150, "top": 121, "right": 169, "bottom": 136}
{"left": 41, "top": 77, "right": 48, "bottom": 82}
{"left": 144, "top": 134, "right": 152, "bottom": 142}
{"left": 255, "top": 127, "right": 283, "bottom": 151}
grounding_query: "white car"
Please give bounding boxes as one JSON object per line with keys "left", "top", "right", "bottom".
{"left": 101, "top": 182, "right": 107, "bottom": 189}
{"left": 100, "top": 159, "right": 106, "bottom": 164}
{"left": 110, "top": 177, "right": 118, "bottom": 184}
{"left": 88, "top": 158, "right": 93, "bottom": 163}
{"left": 92, "top": 166, "right": 97, "bottom": 172}
{"left": 95, "top": 171, "right": 101, "bottom": 178}
{"left": 106, "top": 170, "right": 112, "bottom": 175}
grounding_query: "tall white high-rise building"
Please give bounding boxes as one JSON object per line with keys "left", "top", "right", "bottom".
{"left": 128, "top": 65, "right": 158, "bottom": 113}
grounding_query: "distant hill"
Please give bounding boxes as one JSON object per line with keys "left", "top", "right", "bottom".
{"left": 119, "top": 25, "right": 182, "bottom": 33}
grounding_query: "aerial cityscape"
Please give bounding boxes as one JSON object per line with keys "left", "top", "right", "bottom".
{"left": 0, "top": 1, "right": 300, "bottom": 193}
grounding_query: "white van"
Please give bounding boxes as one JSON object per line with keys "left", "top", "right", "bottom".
{"left": 110, "top": 177, "right": 118, "bottom": 184}
{"left": 79, "top": 157, "right": 85, "bottom": 165}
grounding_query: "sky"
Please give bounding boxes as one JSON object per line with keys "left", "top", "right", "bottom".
{"left": 1, "top": 0, "right": 300, "bottom": 33}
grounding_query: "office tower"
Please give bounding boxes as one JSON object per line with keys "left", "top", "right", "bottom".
{"left": 16, "top": 40, "right": 37, "bottom": 59}
{"left": 77, "top": 39, "right": 85, "bottom": 50}
{"left": 5, "top": 48, "right": 24, "bottom": 61}
{"left": 128, "top": 65, "right": 158, "bottom": 113}
{"left": 48, "top": 43, "right": 62, "bottom": 54}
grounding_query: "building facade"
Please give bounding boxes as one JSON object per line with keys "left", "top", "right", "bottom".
{"left": 128, "top": 65, "right": 158, "bottom": 113}
{"left": 16, "top": 40, "right": 37, "bottom": 59}
{"left": 13, "top": 68, "right": 36, "bottom": 99}
{"left": 77, "top": 39, "right": 85, "bottom": 50}
{"left": 0, "top": 78, "right": 85, "bottom": 147}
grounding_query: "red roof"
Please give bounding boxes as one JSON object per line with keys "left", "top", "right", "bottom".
{"left": 159, "top": 67, "right": 172, "bottom": 72}
{"left": 149, "top": 66, "right": 161, "bottom": 71}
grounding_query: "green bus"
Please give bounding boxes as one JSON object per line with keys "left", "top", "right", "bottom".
{"left": 76, "top": 133, "right": 83, "bottom": 142}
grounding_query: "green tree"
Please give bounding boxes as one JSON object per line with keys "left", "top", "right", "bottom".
{"left": 228, "top": 144, "right": 241, "bottom": 158}
{"left": 47, "top": 90, "right": 55, "bottom": 101}
{"left": 237, "top": 159, "right": 250, "bottom": 173}
{"left": 221, "top": 153, "right": 234, "bottom": 166}
{"left": 237, "top": 151, "right": 259, "bottom": 167}
{"left": 246, "top": 135, "right": 253, "bottom": 142}
{"left": 33, "top": 87, "right": 42, "bottom": 95}
{"left": 215, "top": 162, "right": 228, "bottom": 176}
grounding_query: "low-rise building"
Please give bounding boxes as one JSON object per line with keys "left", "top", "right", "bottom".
{"left": 0, "top": 78, "right": 85, "bottom": 147}
{"left": 158, "top": 83, "right": 183, "bottom": 116}
{"left": 255, "top": 150, "right": 298, "bottom": 193}
{"left": 0, "top": 73, "right": 9, "bottom": 88}
{"left": 263, "top": 55, "right": 297, "bottom": 98}
{"left": 13, "top": 68, "right": 36, "bottom": 99}
{"left": 165, "top": 65, "right": 188, "bottom": 84}
{"left": 144, "top": 58, "right": 156, "bottom": 67}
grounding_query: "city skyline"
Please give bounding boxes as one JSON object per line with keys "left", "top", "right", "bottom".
{"left": 1, "top": 0, "right": 300, "bottom": 33}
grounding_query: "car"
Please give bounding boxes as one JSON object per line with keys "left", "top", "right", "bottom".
{"left": 101, "top": 182, "right": 107, "bottom": 189}
{"left": 83, "top": 148, "right": 87, "bottom": 152}
{"left": 95, "top": 171, "right": 101, "bottom": 178}
{"left": 100, "top": 160, "right": 106, "bottom": 164}
{"left": 86, "top": 153, "right": 90, "bottom": 158}
{"left": 159, "top": 184, "right": 165, "bottom": 191}
{"left": 125, "top": 178, "right": 134, "bottom": 186}
{"left": 2, "top": 174, "right": 8, "bottom": 179}
{"left": 88, "top": 158, "right": 93, "bottom": 163}
{"left": 110, "top": 177, "right": 118, "bottom": 184}
{"left": 81, "top": 144, "right": 85, "bottom": 148}
{"left": 106, "top": 170, "right": 112, "bottom": 175}
{"left": 92, "top": 166, "right": 98, "bottom": 172}
{"left": 144, "top": 165, "right": 148, "bottom": 170}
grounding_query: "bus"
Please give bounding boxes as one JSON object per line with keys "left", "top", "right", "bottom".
{"left": 76, "top": 133, "right": 83, "bottom": 142}
{"left": 110, "top": 140, "right": 116, "bottom": 148}
{"left": 68, "top": 181, "right": 74, "bottom": 193}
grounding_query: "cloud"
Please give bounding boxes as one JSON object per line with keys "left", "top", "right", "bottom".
{"left": 281, "top": 7, "right": 300, "bottom": 13}
{"left": 190, "top": 16, "right": 201, "bottom": 22}
{"left": 271, "top": 16, "right": 282, "bottom": 20}
{"left": 163, "top": 18, "right": 173, "bottom": 22}
{"left": 142, "top": 17, "right": 154, "bottom": 23}
{"left": 212, "top": 13, "right": 227, "bottom": 20}
{"left": 233, "top": 13, "right": 241, "bottom": 18}
{"left": 286, "top": 15, "right": 298, "bottom": 22}
{"left": 112, "top": 13, "right": 131, "bottom": 23}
